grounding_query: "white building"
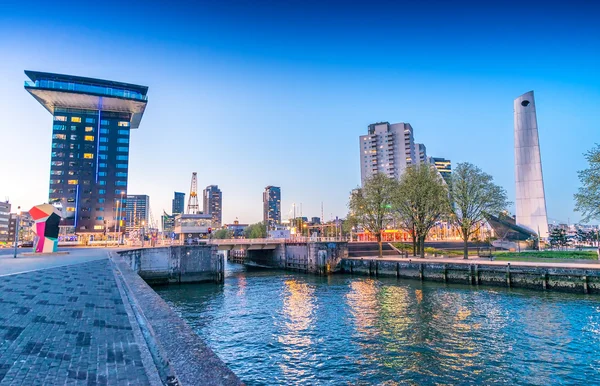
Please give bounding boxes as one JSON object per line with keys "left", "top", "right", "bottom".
{"left": 514, "top": 91, "right": 549, "bottom": 239}
{"left": 416, "top": 143, "right": 428, "bottom": 164}
{"left": 359, "top": 122, "right": 417, "bottom": 184}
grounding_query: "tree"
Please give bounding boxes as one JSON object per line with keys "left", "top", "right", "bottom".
{"left": 549, "top": 228, "right": 568, "bottom": 250}
{"left": 574, "top": 144, "right": 600, "bottom": 222}
{"left": 213, "top": 228, "right": 233, "bottom": 239}
{"left": 348, "top": 174, "right": 397, "bottom": 258}
{"left": 243, "top": 222, "right": 267, "bottom": 239}
{"left": 449, "top": 163, "right": 509, "bottom": 259}
{"left": 393, "top": 164, "right": 450, "bottom": 257}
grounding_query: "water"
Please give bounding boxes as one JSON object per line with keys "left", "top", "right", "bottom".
{"left": 155, "top": 263, "right": 600, "bottom": 385}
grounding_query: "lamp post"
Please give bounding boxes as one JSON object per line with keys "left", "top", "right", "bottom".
{"left": 13, "top": 206, "right": 21, "bottom": 258}
{"left": 141, "top": 220, "right": 145, "bottom": 247}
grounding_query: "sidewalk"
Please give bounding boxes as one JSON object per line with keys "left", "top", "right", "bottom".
{"left": 0, "top": 256, "right": 158, "bottom": 385}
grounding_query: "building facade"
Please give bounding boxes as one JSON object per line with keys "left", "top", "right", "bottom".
{"left": 8, "top": 212, "right": 34, "bottom": 244}
{"left": 263, "top": 186, "right": 281, "bottom": 230}
{"left": 172, "top": 192, "right": 185, "bottom": 215}
{"left": 359, "top": 122, "right": 416, "bottom": 184}
{"left": 124, "top": 194, "right": 149, "bottom": 235}
{"left": 430, "top": 157, "right": 452, "bottom": 185}
{"left": 0, "top": 201, "right": 10, "bottom": 243}
{"left": 24, "top": 71, "right": 148, "bottom": 234}
{"left": 203, "top": 185, "right": 222, "bottom": 227}
{"left": 416, "top": 143, "right": 427, "bottom": 164}
{"left": 514, "top": 91, "right": 549, "bottom": 239}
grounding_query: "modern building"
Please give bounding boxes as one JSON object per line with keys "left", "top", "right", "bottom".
{"left": 416, "top": 143, "right": 428, "bottom": 164}
{"left": 8, "top": 212, "right": 34, "bottom": 244}
{"left": 514, "top": 91, "right": 549, "bottom": 239}
{"left": 359, "top": 122, "right": 416, "bottom": 184}
{"left": 173, "top": 213, "right": 214, "bottom": 244}
{"left": 430, "top": 157, "right": 452, "bottom": 185}
{"left": 203, "top": 185, "right": 222, "bottom": 227}
{"left": 162, "top": 211, "right": 176, "bottom": 236}
{"left": 225, "top": 220, "right": 248, "bottom": 238}
{"left": 24, "top": 70, "right": 148, "bottom": 235}
{"left": 311, "top": 217, "right": 321, "bottom": 225}
{"left": 124, "top": 194, "right": 149, "bottom": 235}
{"left": 172, "top": 192, "right": 185, "bottom": 215}
{"left": 263, "top": 186, "right": 281, "bottom": 230}
{"left": 0, "top": 201, "right": 11, "bottom": 243}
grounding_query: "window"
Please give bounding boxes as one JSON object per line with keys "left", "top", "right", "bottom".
{"left": 67, "top": 198, "right": 75, "bottom": 203}
{"left": 85, "top": 117, "right": 95, "bottom": 123}
{"left": 94, "top": 225, "right": 104, "bottom": 230}
{"left": 115, "top": 172, "right": 127, "bottom": 177}
{"left": 96, "top": 217, "right": 104, "bottom": 221}
{"left": 99, "top": 163, "right": 107, "bottom": 168}
{"left": 71, "top": 117, "right": 81, "bottom": 123}
{"left": 98, "top": 181, "right": 106, "bottom": 185}
{"left": 114, "top": 189, "right": 124, "bottom": 194}
{"left": 118, "top": 121, "right": 130, "bottom": 127}
{"left": 68, "top": 179, "right": 78, "bottom": 185}
{"left": 97, "top": 207, "right": 104, "bottom": 212}
{"left": 98, "top": 189, "right": 106, "bottom": 195}
{"left": 116, "top": 155, "right": 128, "bottom": 161}
{"left": 70, "top": 135, "right": 78, "bottom": 140}
{"left": 50, "top": 170, "right": 64, "bottom": 175}
{"left": 115, "top": 181, "right": 126, "bottom": 186}
{"left": 71, "top": 126, "right": 77, "bottom": 131}
{"left": 116, "top": 164, "right": 127, "bottom": 169}
{"left": 118, "top": 130, "right": 129, "bottom": 135}
{"left": 84, "top": 144, "right": 94, "bottom": 151}
{"left": 54, "top": 116, "right": 67, "bottom": 121}
{"left": 99, "top": 146, "right": 108, "bottom": 151}
{"left": 100, "top": 128, "right": 109, "bottom": 134}
{"left": 98, "top": 172, "right": 107, "bottom": 177}
{"left": 101, "top": 120, "right": 109, "bottom": 125}
{"left": 50, "top": 179, "right": 63, "bottom": 184}
{"left": 69, "top": 144, "right": 80, "bottom": 150}
{"left": 98, "top": 198, "right": 105, "bottom": 203}
{"left": 52, "top": 143, "right": 65, "bottom": 149}
{"left": 85, "top": 127, "right": 94, "bottom": 132}
{"left": 66, "top": 207, "right": 75, "bottom": 212}
{"left": 117, "top": 138, "right": 129, "bottom": 144}
{"left": 83, "top": 153, "right": 94, "bottom": 159}
{"left": 51, "top": 161, "right": 64, "bottom": 166}
{"left": 84, "top": 135, "right": 94, "bottom": 141}
{"left": 98, "top": 154, "right": 108, "bottom": 160}
{"left": 82, "top": 180, "right": 91, "bottom": 185}
{"left": 83, "top": 162, "right": 93, "bottom": 168}
{"left": 53, "top": 124, "right": 66, "bottom": 131}
{"left": 52, "top": 134, "right": 66, "bottom": 140}
{"left": 116, "top": 147, "right": 128, "bottom": 152}
{"left": 99, "top": 137, "right": 108, "bottom": 142}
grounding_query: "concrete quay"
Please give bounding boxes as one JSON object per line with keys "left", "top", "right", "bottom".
{"left": 0, "top": 249, "right": 242, "bottom": 385}
{"left": 341, "top": 255, "right": 600, "bottom": 294}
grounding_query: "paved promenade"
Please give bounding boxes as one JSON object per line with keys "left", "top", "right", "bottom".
{"left": 0, "top": 252, "right": 159, "bottom": 385}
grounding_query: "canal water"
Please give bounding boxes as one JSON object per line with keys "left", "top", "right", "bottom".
{"left": 154, "top": 262, "right": 600, "bottom": 385}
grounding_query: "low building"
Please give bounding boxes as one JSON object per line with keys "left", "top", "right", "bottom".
{"left": 174, "top": 213, "right": 214, "bottom": 244}
{"left": 8, "top": 212, "right": 34, "bottom": 244}
{"left": 0, "top": 201, "right": 10, "bottom": 243}
{"left": 224, "top": 220, "right": 248, "bottom": 238}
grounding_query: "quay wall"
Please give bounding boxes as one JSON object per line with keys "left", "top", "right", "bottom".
{"left": 340, "top": 258, "right": 600, "bottom": 294}
{"left": 118, "top": 245, "right": 224, "bottom": 284}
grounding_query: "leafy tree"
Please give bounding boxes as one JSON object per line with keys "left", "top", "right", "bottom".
{"left": 243, "top": 222, "right": 267, "bottom": 239}
{"left": 449, "top": 163, "right": 509, "bottom": 259}
{"left": 348, "top": 174, "right": 397, "bottom": 258}
{"left": 212, "top": 228, "right": 233, "bottom": 239}
{"left": 549, "top": 228, "right": 568, "bottom": 250}
{"left": 574, "top": 144, "right": 600, "bottom": 222}
{"left": 393, "top": 164, "right": 450, "bottom": 257}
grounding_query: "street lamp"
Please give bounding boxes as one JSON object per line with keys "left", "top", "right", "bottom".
{"left": 141, "top": 220, "right": 146, "bottom": 247}
{"left": 13, "top": 206, "right": 21, "bottom": 258}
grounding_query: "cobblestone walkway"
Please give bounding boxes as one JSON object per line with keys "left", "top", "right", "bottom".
{"left": 0, "top": 259, "right": 149, "bottom": 385}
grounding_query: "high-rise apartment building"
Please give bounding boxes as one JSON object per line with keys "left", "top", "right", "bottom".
{"left": 263, "top": 186, "right": 281, "bottom": 230}
{"left": 124, "top": 194, "right": 149, "bottom": 234}
{"left": 172, "top": 192, "right": 185, "bottom": 215}
{"left": 24, "top": 71, "right": 148, "bottom": 234}
{"left": 430, "top": 157, "right": 452, "bottom": 185}
{"left": 203, "top": 185, "right": 222, "bottom": 227}
{"left": 359, "top": 122, "right": 416, "bottom": 184}
{"left": 0, "top": 201, "right": 10, "bottom": 243}
{"left": 416, "top": 143, "right": 428, "bottom": 163}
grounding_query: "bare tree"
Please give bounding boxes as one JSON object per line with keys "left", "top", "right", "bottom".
{"left": 349, "top": 174, "right": 397, "bottom": 258}
{"left": 449, "top": 163, "right": 509, "bottom": 259}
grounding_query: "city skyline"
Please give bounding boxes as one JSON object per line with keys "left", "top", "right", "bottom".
{"left": 1, "top": 0, "right": 599, "bottom": 225}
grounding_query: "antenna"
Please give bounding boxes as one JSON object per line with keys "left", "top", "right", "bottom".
{"left": 187, "top": 172, "right": 200, "bottom": 214}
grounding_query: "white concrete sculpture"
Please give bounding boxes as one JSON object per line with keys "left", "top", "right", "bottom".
{"left": 514, "top": 91, "right": 549, "bottom": 239}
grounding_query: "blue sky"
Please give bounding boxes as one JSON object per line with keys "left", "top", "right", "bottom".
{"left": 1, "top": 0, "right": 598, "bottom": 225}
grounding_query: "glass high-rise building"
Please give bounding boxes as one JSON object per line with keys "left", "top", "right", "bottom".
{"left": 263, "top": 186, "right": 281, "bottom": 230}
{"left": 24, "top": 70, "right": 148, "bottom": 234}
{"left": 172, "top": 192, "right": 185, "bottom": 215}
{"left": 124, "top": 194, "right": 150, "bottom": 234}
{"left": 203, "top": 185, "right": 222, "bottom": 227}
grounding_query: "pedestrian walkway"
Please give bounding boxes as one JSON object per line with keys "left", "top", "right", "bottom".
{"left": 0, "top": 248, "right": 109, "bottom": 277}
{"left": 0, "top": 258, "right": 152, "bottom": 385}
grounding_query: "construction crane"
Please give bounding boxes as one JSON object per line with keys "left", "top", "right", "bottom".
{"left": 187, "top": 172, "right": 200, "bottom": 214}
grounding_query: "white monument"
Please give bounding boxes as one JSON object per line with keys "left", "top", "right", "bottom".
{"left": 514, "top": 91, "right": 549, "bottom": 239}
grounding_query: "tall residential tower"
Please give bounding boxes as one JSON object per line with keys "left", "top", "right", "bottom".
{"left": 172, "top": 192, "right": 185, "bottom": 215}
{"left": 514, "top": 91, "right": 548, "bottom": 238}
{"left": 25, "top": 71, "right": 148, "bottom": 234}
{"left": 203, "top": 185, "right": 222, "bottom": 227}
{"left": 359, "top": 122, "right": 416, "bottom": 184}
{"left": 263, "top": 186, "right": 281, "bottom": 230}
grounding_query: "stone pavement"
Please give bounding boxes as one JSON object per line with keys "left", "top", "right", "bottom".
{"left": 0, "top": 248, "right": 109, "bottom": 277}
{"left": 0, "top": 258, "right": 152, "bottom": 385}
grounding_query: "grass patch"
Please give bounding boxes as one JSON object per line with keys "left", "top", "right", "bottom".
{"left": 392, "top": 243, "right": 477, "bottom": 256}
{"left": 494, "top": 250, "right": 597, "bottom": 260}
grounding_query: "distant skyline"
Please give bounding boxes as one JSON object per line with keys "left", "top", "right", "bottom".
{"left": 1, "top": 0, "right": 599, "bottom": 225}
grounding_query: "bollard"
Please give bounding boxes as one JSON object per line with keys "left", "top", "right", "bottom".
{"left": 443, "top": 264, "right": 447, "bottom": 283}
{"left": 583, "top": 275, "right": 589, "bottom": 294}
{"left": 506, "top": 263, "right": 511, "bottom": 288}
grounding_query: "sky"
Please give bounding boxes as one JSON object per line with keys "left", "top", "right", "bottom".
{"left": 0, "top": 0, "right": 599, "bottom": 225}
